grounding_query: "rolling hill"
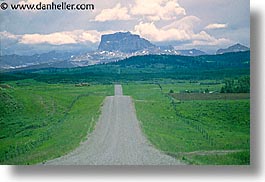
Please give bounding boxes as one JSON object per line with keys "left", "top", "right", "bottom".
{"left": 0, "top": 51, "right": 250, "bottom": 83}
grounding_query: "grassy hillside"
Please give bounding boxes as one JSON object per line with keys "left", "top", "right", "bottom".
{"left": 0, "top": 51, "right": 250, "bottom": 84}
{"left": 123, "top": 83, "right": 250, "bottom": 165}
{"left": 0, "top": 80, "right": 113, "bottom": 164}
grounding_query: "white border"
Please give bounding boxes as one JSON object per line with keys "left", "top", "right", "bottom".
{"left": 0, "top": 0, "right": 264, "bottom": 181}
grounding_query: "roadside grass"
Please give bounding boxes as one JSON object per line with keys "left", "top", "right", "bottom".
{"left": 0, "top": 79, "right": 113, "bottom": 164}
{"left": 123, "top": 82, "right": 250, "bottom": 165}
{"left": 181, "top": 150, "right": 250, "bottom": 165}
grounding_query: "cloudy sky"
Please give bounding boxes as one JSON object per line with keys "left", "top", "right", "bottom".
{"left": 0, "top": 0, "right": 250, "bottom": 54}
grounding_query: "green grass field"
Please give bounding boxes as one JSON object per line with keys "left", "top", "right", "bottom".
{"left": 0, "top": 79, "right": 113, "bottom": 164}
{"left": 123, "top": 82, "right": 250, "bottom": 165}
{"left": 0, "top": 51, "right": 250, "bottom": 165}
{"left": 0, "top": 79, "right": 250, "bottom": 165}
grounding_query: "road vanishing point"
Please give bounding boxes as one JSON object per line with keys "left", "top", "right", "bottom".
{"left": 45, "top": 85, "right": 182, "bottom": 165}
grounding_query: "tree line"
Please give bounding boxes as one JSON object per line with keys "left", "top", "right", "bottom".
{"left": 221, "top": 76, "right": 250, "bottom": 93}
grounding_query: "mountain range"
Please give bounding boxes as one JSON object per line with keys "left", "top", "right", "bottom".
{"left": 0, "top": 32, "right": 249, "bottom": 70}
{"left": 0, "top": 51, "right": 249, "bottom": 84}
{"left": 216, "top": 43, "right": 250, "bottom": 54}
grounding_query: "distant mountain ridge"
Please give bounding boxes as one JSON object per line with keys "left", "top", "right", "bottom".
{"left": 112, "top": 51, "right": 250, "bottom": 69}
{"left": 0, "top": 31, "right": 250, "bottom": 71}
{"left": 0, "top": 51, "right": 74, "bottom": 70}
{"left": 216, "top": 43, "right": 250, "bottom": 54}
{"left": 0, "top": 51, "right": 250, "bottom": 84}
{"left": 98, "top": 32, "right": 156, "bottom": 53}
{"left": 176, "top": 49, "right": 207, "bottom": 56}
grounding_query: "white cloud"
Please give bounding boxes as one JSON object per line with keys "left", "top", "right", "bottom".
{"left": 191, "top": 31, "right": 231, "bottom": 45}
{"left": 94, "top": 0, "right": 186, "bottom": 22}
{"left": 134, "top": 20, "right": 231, "bottom": 46}
{"left": 0, "top": 31, "right": 19, "bottom": 39}
{"left": 1, "top": 0, "right": 231, "bottom": 48}
{"left": 134, "top": 22, "right": 190, "bottom": 42}
{"left": 163, "top": 16, "right": 200, "bottom": 31}
{"left": 134, "top": 16, "right": 201, "bottom": 42}
{"left": 1, "top": 30, "right": 101, "bottom": 45}
{"left": 20, "top": 33, "right": 77, "bottom": 45}
{"left": 95, "top": 3, "right": 131, "bottom": 22}
{"left": 205, "top": 23, "right": 227, "bottom": 30}
{"left": 20, "top": 30, "right": 101, "bottom": 45}
{"left": 79, "top": 31, "right": 101, "bottom": 43}
{"left": 130, "top": 0, "right": 186, "bottom": 21}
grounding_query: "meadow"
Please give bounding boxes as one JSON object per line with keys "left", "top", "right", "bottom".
{"left": 123, "top": 82, "right": 250, "bottom": 165}
{"left": 0, "top": 52, "right": 250, "bottom": 165}
{"left": 0, "top": 80, "right": 113, "bottom": 164}
{"left": 0, "top": 79, "right": 250, "bottom": 165}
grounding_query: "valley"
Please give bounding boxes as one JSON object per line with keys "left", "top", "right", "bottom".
{"left": 0, "top": 42, "right": 250, "bottom": 165}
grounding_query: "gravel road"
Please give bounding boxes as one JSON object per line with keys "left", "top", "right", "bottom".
{"left": 45, "top": 85, "right": 182, "bottom": 165}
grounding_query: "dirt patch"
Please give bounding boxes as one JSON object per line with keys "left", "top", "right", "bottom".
{"left": 171, "top": 93, "right": 250, "bottom": 101}
{"left": 0, "top": 84, "right": 12, "bottom": 89}
{"left": 178, "top": 150, "right": 246, "bottom": 156}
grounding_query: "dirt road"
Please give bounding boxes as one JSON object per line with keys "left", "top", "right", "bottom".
{"left": 45, "top": 85, "right": 182, "bottom": 165}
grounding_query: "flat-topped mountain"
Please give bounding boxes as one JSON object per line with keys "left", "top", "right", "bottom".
{"left": 98, "top": 32, "right": 156, "bottom": 53}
